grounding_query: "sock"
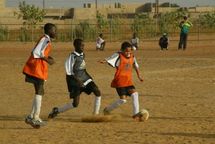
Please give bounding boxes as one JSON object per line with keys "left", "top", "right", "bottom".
{"left": 33, "top": 94, "right": 42, "bottom": 120}
{"left": 58, "top": 100, "right": 74, "bottom": 113}
{"left": 131, "top": 92, "right": 139, "bottom": 115}
{"left": 30, "top": 98, "right": 36, "bottom": 118}
{"left": 105, "top": 99, "right": 127, "bottom": 112}
{"left": 93, "top": 96, "right": 101, "bottom": 115}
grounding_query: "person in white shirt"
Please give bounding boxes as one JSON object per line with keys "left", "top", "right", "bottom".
{"left": 96, "top": 33, "right": 106, "bottom": 51}
{"left": 48, "top": 39, "right": 102, "bottom": 119}
{"left": 131, "top": 33, "right": 139, "bottom": 50}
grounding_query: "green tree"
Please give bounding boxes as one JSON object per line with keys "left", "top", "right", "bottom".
{"left": 131, "top": 13, "right": 153, "bottom": 37}
{"left": 199, "top": 12, "right": 215, "bottom": 28}
{"left": 158, "top": 9, "right": 188, "bottom": 34}
{"left": 96, "top": 12, "right": 108, "bottom": 32}
{"left": 14, "top": 1, "right": 46, "bottom": 41}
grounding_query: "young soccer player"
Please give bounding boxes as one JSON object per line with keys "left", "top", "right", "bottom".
{"left": 48, "top": 38, "right": 102, "bottom": 119}
{"left": 23, "top": 23, "right": 56, "bottom": 128}
{"left": 99, "top": 41, "right": 147, "bottom": 121}
{"left": 130, "top": 33, "right": 139, "bottom": 50}
{"left": 96, "top": 33, "right": 106, "bottom": 51}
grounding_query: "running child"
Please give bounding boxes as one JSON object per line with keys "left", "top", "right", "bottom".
{"left": 99, "top": 41, "right": 147, "bottom": 121}
{"left": 23, "top": 23, "right": 57, "bottom": 128}
{"left": 48, "top": 38, "right": 102, "bottom": 119}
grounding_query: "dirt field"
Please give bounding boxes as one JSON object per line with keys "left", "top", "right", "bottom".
{"left": 0, "top": 40, "right": 215, "bottom": 144}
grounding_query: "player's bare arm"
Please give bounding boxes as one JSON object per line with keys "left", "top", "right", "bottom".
{"left": 135, "top": 67, "right": 143, "bottom": 82}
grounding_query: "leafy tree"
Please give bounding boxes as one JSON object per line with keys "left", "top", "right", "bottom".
{"left": 131, "top": 13, "right": 153, "bottom": 37}
{"left": 158, "top": 9, "right": 188, "bottom": 34}
{"left": 96, "top": 12, "right": 108, "bottom": 32}
{"left": 14, "top": 1, "right": 46, "bottom": 41}
{"left": 74, "top": 21, "right": 96, "bottom": 41}
{"left": 199, "top": 12, "right": 215, "bottom": 28}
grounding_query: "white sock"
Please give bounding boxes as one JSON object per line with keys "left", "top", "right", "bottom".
{"left": 93, "top": 96, "right": 101, "bottom": 115}
{"left": 105, "top": 99, "right": 127, "bottom": 112}
{"left": 30, "top": 98, "right": 36, "bottom": 118}
{"left": 34, "top": 94, "right": 42, "bottom": 120}
{"left": 131, "top": 92, "right": 139, "bottom": 115}
{"left": 58, "top": 100, "right": 74, "bottom": 113}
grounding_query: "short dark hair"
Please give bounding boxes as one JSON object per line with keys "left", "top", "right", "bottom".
{"left": 121, "top": 41, "right": 132, "bottom": 51}
{"left": 73, "top": 38, "right": 83, "bottom": 48}
{"left": 183, "top": 16, "right": 188, "bottom": 20}
{"left": 44, "top": 23, "right": 55, "bottom": 34}
{"left": 99, "top": 33, "right": 103, "bottom": 37}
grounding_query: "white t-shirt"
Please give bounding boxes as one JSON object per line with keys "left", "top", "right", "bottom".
{"left": 32, "top": 34, "right": 51, "bottom": 58}
{"left": 96, "top": 37, "right": 105, "bottom": 48}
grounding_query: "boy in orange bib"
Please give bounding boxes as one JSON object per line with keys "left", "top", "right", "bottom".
{"left": 23, "top": 23, "right": 56, "bottom": 128}
{"left": 100, "top": 41, "right": 145, "bottom": 121}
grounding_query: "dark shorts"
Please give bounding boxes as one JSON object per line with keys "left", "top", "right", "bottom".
{"left": 66, "top": 75, "right": 99, "bottom": 98}
{"left": 24, "top": 73, "right": 44, "bottom": 85}
{"left": 24, "top": 73, "right": 44, "bottom": 95}
{"left": 116, "top": 86, "right": 135, "bottom": 97}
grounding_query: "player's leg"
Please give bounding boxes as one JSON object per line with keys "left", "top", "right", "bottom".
{"left": 91, "top": 83, "right": 102, "bottom": 115}
{"left": 183, "top": 34, "right": 188, "bottom": 50}
{"left": 129, "top": 88, "right": 149, "bottom": 121}
{"left": 83, "top": 82, "right": 101, "bottom": 115}
{"left": 101, "top": 41, "right": 106, "bottom": 51}
{"left": 48, "top": 87, "right": 81, "bottom": 119}
{"left": 30, "top": 82, "right": 46, "bottom": 126}
{"left": 178, "top": 34, "right": 183, "bottom": 50}
{"left": 103, "top": 87, "right": 127, "bottom": 115}
{"left": 129, "top": 89, "right": 140, "bottom": 116}
{"left": 48, "top": 75, "right": 81, "bottom": 119}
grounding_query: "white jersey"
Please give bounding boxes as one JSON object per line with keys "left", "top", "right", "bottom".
{"left": 32, "top": 34, "right": 51, "bottom": 58}
{"left": 131, "top": 37, "right": 139, "bottom": 46}
{"left": 96, "top": 37, "right": 105, "bottom": 48}
{"left": 105, "top": 52, "right": 139, "bottom": 68}
{"left": 65, "top": 51, "right": 92, "bottom": 86}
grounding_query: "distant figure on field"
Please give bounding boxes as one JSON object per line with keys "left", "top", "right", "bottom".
{"left": 159, "top": 33, "right": 169, "bottom": 50}
{"left": 130, "top": 33, "right": 139, "bottom": 50}
{"left": 178, "top": 16, "right": 193, "bottom": 50}
{"left": 96, "top": 33, "right": 106, "bottom": 51}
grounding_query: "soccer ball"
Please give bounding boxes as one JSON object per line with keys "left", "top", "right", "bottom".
{"left": 140, "top": 109, "right": 149, "bottom": 121}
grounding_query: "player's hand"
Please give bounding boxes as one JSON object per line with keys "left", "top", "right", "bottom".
{"left": 98, "top": 60, "right": 106, "bottom": 64}
{"left": 138, "top": 76, "right": 144, "bottom": 82}
{"left": 47, "top": 56, "right": 55, "bottom": 65}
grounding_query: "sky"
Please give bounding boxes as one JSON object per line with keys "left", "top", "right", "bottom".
{"left": 6, "top": 0, "right": 215, "bottom": 8}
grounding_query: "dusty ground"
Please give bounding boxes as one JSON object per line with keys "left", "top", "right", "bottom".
{"left": 0, "top": 40, "right": 215, "bottom": 144}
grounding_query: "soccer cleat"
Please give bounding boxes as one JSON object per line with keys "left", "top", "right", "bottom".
{"left": 25, "top": 115, "right": 40, "bottom": 129}
{"left": 132, "top": 113, "right": 143, "bottom": 122}
{"left": 25, "top": 115, "right": 33, "bottom": 125}
{"left": 48, "top": 107, "right": 59, "bottom": 119}
{"left": 32, "top": 118, "right": 47, "bottom": 127}
{"left": 103, "top": 107, "right": 110, "bottom": 115}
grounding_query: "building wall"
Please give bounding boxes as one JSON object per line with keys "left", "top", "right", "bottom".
{"left": 0, "top": 0, "right": 5, "bottom": 9}
{"left": 188, "top": 6, "right": 215, "bottom": 12}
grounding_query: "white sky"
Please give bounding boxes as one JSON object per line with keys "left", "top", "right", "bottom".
{"left": 6, "top": 0, "right": 215, "bottom": 8}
